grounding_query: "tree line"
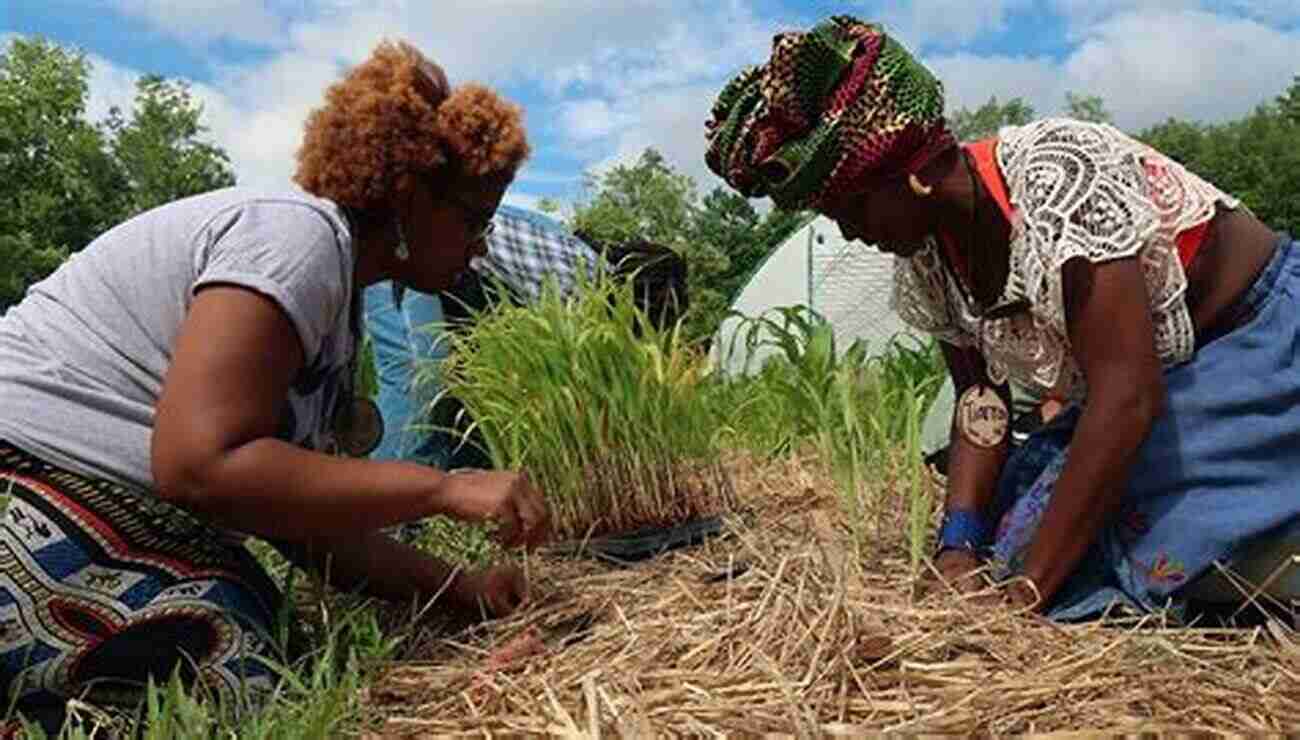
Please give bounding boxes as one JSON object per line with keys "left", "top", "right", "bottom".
{"left": 0, "top": 38, "right": 235, "bottom": 308}
{"left": 2, "top": 36, "right": 1296, "bottom": 344}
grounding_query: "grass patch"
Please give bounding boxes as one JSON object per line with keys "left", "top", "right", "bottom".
{"left": 10, "top": 594, "right": 393, "bottom": 739}
{"left": 366, "top": 455, "right": 1300, "bottom": 735}
{"left": 433, "top": 271, "right": 735, "bottom": 542}
{"left": 716, "top": 306, "right": 944, "bottom": 567}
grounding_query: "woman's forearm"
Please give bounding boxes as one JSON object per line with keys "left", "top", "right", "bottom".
{"left": 155, "top": 437, "right": 452, "bottom": 540}
{"left": 278, "top": 531, "right": 464, "bottom": 606}
{"left": 1021, "top": 389, "right": 1159, "bottom": 603}
{"left": 945, "top": 435, "right": 1008, "bottom": 518}
{"left": 939, "top": 342, "right": 1010, "bottom": 521}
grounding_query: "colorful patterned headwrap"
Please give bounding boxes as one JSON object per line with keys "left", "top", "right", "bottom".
{"left": 704, "top": 16, "right": 955, "bottom": 212}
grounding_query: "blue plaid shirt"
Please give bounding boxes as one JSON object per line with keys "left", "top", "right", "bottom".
{"left": 471, "top": 205, "right": 605, "bottom": 301}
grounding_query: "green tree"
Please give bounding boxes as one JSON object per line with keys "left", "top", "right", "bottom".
{"left": 690, "top": 192, "right": 806, "bottom": 348}
{"left": 0, "top": 36, "right": 121, "bottom": 277}
{"left": 0, "top": 235, "right": 71, "bottom": 310}
{"left": 570, "top": 149, "right": 805, "bottom": 344}
{"left": 948, "top": 96, "right": 1035, "bottom": 140}
{"left": 572, "top": 149, "right": 719, "bottom": 342}
{"left": 0, "top": 37, "right": 235, "bottom": 310}
{"left": 1138, "top": 93, "right": 1300, "bottom": 236}
{"left": 1134, "top": 117, "right": 1207, "bottom": 167}
{"left": 692, "top": 188, "right": 804, "bottom": 302}
{"left": 572, "top": 149, "right": 699, "bottom": 246}
{"left": 536, "top": 196, "right": 563, "bottom": 216}
{"left": 0, "top": 37, "right": 120, "bottom": 308}
{"left": 106, "top": 75, "right": 235, "bottom": 215}
{"left": 1064, "top": 92, "right": 1112, "bottom": 124}
{"left": 1209, "top": 103, "right": 1300, "bottom": 235}
{"left": 691, "top": 188, "right": 758, "bottom": 293}
{"left": 1278, "top": 75, "right": 1300, "bottom": 124}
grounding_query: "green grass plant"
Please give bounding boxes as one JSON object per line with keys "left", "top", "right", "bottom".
{"left": 432, "top": 270, "right": 734, "bottom": 541}
{"left": 11, "top": 596, "right": 390, "bottom": 739}
{"left": 719, "top": 307, "right": 945, "bottom": 566}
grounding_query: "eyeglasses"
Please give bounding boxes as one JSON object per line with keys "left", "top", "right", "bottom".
{"left": 441, "top": 190, "right": 497, "bottom": 244}
{"left": 472, "top": 220, "right": 496, "bottom": 243}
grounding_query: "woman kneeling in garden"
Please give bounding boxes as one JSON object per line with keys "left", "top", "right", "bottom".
{"left": 0, "top": 40, "right": 549, "bottom": 729}
{"left": 705, "top": 15, "right": 1299, "bottom": 620}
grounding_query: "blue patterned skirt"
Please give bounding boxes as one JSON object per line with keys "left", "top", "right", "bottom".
{"left": 0, "top": 441, "right": 285, "bottom": 731}
{"left": 990, "top": 233, "right": 1300, "bottom": 621}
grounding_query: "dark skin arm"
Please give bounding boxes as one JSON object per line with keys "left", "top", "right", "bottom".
{"left": 152, "top": 286, "right": 547, "bottom": 542}
{"left": 1011, "top": 257, "right": 1166, "bottom": 609}
{"left": 152, "top": 286, "right": 547, "bottom": 614}
{"left": 930, "top": 341, "right": 1011, "bottom": 591}
{"left": 940, "top": 341, "right": 1012, "bottom": 517}
{"left": 932, "top": 259, "right": 1164, "bottom": 604}
{"left": 274, "top": 533, "right": 528, "bottom": 618}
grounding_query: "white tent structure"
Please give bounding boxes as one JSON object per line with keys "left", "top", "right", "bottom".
{"left": 712, "top": 214, "right": 922, "bottom": 375}
{"left": 711, "top": 215, "right": 1050, "bottom": 463}
{"left": 710, "top": 214, "right": 968, "bottom": 458}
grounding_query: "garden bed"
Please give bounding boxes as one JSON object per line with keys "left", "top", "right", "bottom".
{"left": 362, "top": 454, "right": 1300, "bottom": 736}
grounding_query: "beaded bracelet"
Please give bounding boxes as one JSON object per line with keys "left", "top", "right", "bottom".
{"left": 936, "top": 509, "right": 992, "bottom": 554}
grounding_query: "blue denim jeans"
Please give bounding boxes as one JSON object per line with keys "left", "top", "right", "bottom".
{"left": 363, "top": 282, "right": 452, "bottom": 467}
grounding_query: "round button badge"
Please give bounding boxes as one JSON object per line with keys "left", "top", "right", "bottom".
{"left": 956, "top": 385, "right": 1009, "bottom": 449}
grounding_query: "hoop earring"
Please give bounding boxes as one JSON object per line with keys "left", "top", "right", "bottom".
{"left": 908, "top": 173, "right": 933, "bottom": 197}
{"left": 394, "top": 220, "right": 410, "bottom": 261}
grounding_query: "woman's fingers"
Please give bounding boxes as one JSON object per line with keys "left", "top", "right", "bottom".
{"left": 508, "top": 471, "right": 550, "bottom": 548}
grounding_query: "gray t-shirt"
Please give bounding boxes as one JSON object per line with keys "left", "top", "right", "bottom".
{"left": 0, "top": 187, "right": 357, "bottom": 494}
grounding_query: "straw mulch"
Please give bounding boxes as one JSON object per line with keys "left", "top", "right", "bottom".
{"left": 363, "top": 455, "right": 1300, "bottom": 737}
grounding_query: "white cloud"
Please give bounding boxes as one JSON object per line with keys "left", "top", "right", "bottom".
{"left": 559, "top": 100, "right": 636, "bottom": 143}
{"left": 274, "top": 0, "right": 717, "bottom": 90}
{"left": 1050, "top": 0, "right": 1198, "bottom": 29}
{"left": 926, "top": 53, "right": 1063, "bottom": 118}
{"left": 1229, "top": 0, "right": 1300, "bottom": 23}
{"left": 501, "top": 191, "right": 546, "bottom": 213}
{"left": 1053, "top": 0, "right": 1300, "bottom": 29}
{"left": 578, "top": 83, "right": 734, "bottom": 198}
{"left": 83, "top": 0, "right": 763, "bottom": 191}
{"left": 60, "top": 1, "right": 1300, "bottom": 205}
{"left": 930, "top": 8, "right": 1299, "bottom": 132}
{"left": 1049, "top": 0, "right": 1300, "bottom": 46}
{"left": 875, "top": 0, "right": 1034, "bottom": 47}
{"left": 595, "top": 2, "right": 776, "bottom": 95}
{"left": 182, "top": 0, "right": 782, "bottom": 191}
{"left": 85, "top": 54, "right": 142, "bottom": 123}
{"left": 535, "top": 0, "right": 781, "bottom": 196}
{"left": 516, "top": 167, "right": 582, "bottom": 187}
{"left": 111, "top": 0, "right": 289, "bottom": 47}
{"left": 1062, "top": 9, "right": 1299, "bottom": 129}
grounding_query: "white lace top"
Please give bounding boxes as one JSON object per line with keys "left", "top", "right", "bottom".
{"left": 892, "top": 118, "right": 1240, "bottom": 400}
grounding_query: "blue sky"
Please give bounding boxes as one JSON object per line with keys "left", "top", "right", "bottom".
{"left": 5, "top": 1, "right": 1297, "bottom": 214}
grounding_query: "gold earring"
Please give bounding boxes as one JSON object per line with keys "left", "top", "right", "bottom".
{"left": 394, "top": 221, "right": 410, "bottom": 261}
{"left": 908, "top": 173, "right": 933, "bottom": 197}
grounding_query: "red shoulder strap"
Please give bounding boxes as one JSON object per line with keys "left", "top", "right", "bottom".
{"left": 1175, "top": 220, "right": 1208, "bottom": 269}
{"left": 964, "top": 138, "right": 1015, "bottom": 223}
{"left": 940, "top": 138, "right": 1015, "bottom": 287}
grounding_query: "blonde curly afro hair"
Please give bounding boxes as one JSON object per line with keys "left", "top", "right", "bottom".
{"left": 294, "top": 40, "right": 530, "bottom": 210}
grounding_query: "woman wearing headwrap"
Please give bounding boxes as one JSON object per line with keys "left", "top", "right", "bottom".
{"left": 706, "top": 15, "right": 1299, "bottom": 620}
